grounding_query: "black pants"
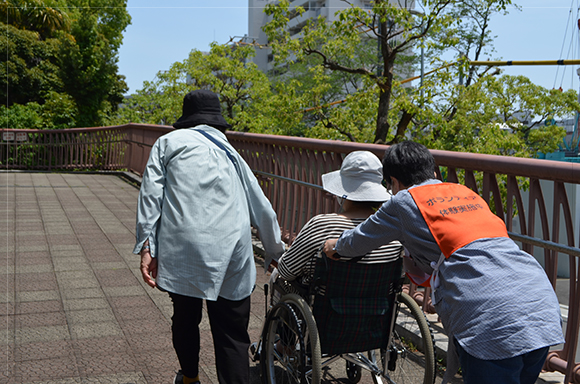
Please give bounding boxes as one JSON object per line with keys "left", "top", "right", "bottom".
{"left": 169, "top": 292, "right": 251, "bottom": 384}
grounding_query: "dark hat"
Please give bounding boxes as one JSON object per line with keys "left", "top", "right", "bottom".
{"left": 173, "top": 89, "right": 232, "bottom": 130}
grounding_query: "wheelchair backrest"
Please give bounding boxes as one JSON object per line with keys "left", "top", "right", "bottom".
{"left": 311, "top": 255, "right": 404, "bottom": 355}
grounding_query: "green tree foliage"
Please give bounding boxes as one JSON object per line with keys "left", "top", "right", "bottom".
{"left": 261, "top": 0, "right": 576, "bottom": 159}
{"left": 412, "top": 74, "right": 573, "bottom": 157}
{"left": 114, "top": 42, "right": 274, "bottom": 132}
{"left": 263, "top": 0, "right": 463, "bottom": 143}
{"left": 0, "top": 21, "right": 78, "bottom": 129}
{"left": 1, "top": 0, "right": 130, "bottom": 129}
{"left": 409, "top": 0, "right": 575, "bottom": 157}
{"left": 59, "top": 0, "right": 130, "bottom": 127}
{"left": 0, "top": 91, "right": 77, "bottom": 129}
{"left": 266, "top": 45, "right": 380, "bottom": 141}
{"left": 41, "top": 91, "right": 78, "bottom": 128}
{"left": 0, "top": 102, "right": 43, "bottom": 129}
{"left": 408, "top": 72, "right": 578, "bottom": 157}
{"left": 0, "top": 0, "right": 71, "bottom": 39}
{"left": 0, "top": 22, "right": 63, "bottom": 106}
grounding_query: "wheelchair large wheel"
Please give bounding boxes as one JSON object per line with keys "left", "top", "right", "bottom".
{"left": 369, "top": 292, "right": 436, "bottom": 384}
{"left": 261, "top": 294, "right": 321, "bottom": 384}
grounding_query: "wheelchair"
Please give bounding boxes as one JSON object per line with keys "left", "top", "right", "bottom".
{"left": 251, "top": 255, "right": 436, "bottom": 384}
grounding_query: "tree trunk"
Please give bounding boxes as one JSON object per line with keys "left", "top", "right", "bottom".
{"left": 390, "top": 110, "right": 413, "bottom": 144}
{"left": 374, "top": 88, "right": 392, "bottom": 143}
{"left": 374, "top": 14, "right": 394, "bottom": 144}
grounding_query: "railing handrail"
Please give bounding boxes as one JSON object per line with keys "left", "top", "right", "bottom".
{"left": 5, "top": 124, "right": 574, "bottom": 180}
{"left": 227, "top": 130, "right": 580, "bottom": 183}
{"left": 0, "top": 123, "right": 172, "bottom": 134}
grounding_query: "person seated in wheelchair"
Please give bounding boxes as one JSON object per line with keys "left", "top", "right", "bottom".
{"left": 270, "top": 151, "right": 405, "bottom": 355}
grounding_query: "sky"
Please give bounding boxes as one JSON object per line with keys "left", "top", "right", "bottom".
{"left": 117, "top": 0, "right": 580, "bottom": 96}
{"left": 117, "top": 0, "right": 249, "bottom": 95}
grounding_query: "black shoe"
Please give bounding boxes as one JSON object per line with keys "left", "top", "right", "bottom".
{"left": 173, "top": 371, "right": 184, "bottom": 384}
{"left": 173, "top": 371, "right": 200, "bottom": 384}
{"left": 249, "top": 341, "right": 260, "bottom": 361}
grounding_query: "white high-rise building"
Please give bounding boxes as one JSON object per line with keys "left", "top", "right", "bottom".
{"left": 248, "top": 0, "right": 403, "bottom": 73}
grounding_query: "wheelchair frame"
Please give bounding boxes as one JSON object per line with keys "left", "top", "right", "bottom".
{"left": 251, "top": 283, "right": 437, "bottom": 384}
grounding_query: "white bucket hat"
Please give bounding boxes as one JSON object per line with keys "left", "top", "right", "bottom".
{"left": 321, "top": 151, "right": 391, "bottom": 202}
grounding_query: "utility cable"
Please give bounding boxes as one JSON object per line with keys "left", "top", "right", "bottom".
{"left": 554, "top": 0, "right": 574, "bottom": 89}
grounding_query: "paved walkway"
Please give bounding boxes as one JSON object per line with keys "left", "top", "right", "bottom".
{"left": 0, "top": 172, "right": 563, "bottom": 383}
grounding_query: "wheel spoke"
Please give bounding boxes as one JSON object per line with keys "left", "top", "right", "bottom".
{"left": 381, "top": 292, "right": 436, "bottom": 384}
{"left": 261, "top": 295, "right": 321, "bottom": 384}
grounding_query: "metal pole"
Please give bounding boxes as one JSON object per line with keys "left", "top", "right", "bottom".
{"left": 420, "top": 35, "right": 424, "bottom": 103}
{"left": 470, "top": 59, "right": 580, "bottom": 66}
{"left": 572, "top": 68, "right": 580, "bottom": 151}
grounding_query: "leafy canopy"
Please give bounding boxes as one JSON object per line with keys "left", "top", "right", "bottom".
{"left": 114, "top": 42, "right": 274, "bottom": 132}
{"left": 1, "top": 0, "right": 130, "bottom": 129}
{"left": 259, "top": 0, "right": 576, "bottom": 158}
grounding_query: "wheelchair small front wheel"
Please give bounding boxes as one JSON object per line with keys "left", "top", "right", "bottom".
{"left": 345, "top": 360, "right": 362, "bottom": 383}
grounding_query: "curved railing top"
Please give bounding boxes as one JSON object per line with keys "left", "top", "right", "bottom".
{"left": 227, "top": 131, "right": 580, "bottom": 184}
{"left": 0, "top": 123, "right": 173, "bottom": 134}
{"left": 3, "top": 124, "right": 576, "bottom": 183}
{"left": 430, "top": 148, "right": 579, "bottom": 183}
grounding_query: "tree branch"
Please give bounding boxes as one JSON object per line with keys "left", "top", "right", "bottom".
{"left": 388, "top": 109, "right": 413, "bottom": 144}
{"left": 324, "top": 119, "right": 356, "bottom": 142}
{"left": 303, "top": 47, "right": 381, "bottom": 81}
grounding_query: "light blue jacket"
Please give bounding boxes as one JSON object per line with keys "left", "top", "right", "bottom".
{"left": 134, "top": 125, "right": 285, "bottom": 301}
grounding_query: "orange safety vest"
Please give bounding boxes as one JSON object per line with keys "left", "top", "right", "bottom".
{"left": 405, "top": 183, "right": 508, "bottom": 287}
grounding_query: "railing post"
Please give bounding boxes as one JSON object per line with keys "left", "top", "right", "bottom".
{"left": 48, "top": 132, "right": 53, "bottom": 171}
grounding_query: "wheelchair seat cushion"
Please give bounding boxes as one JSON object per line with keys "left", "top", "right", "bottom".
{"left": 312, "top": 256, "right": 403, "bottom": 355}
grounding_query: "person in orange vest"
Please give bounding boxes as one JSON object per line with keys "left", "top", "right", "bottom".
{"left": 322, "top": 141, "right": 564, "bottom": 384}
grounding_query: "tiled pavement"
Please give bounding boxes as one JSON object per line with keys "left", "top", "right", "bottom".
{"left": 2, "top": 172, "right": 177, "bottom": 383}
{"left": 0, "top": 172, "right": 563, "bottom": 384}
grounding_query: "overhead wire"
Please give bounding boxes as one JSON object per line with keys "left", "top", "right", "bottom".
{"left": 561, "top": 12, "right": 576, "bottom": 88}
{"left": 560, "top": 32, "right": 572, "bottom": 88}
{"left": 553, "top": 0, "right": 574, "bottom": 89}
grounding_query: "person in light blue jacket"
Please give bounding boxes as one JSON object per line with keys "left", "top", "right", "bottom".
{"left": 135, "top": 90, "right": 285, "bottom": 384}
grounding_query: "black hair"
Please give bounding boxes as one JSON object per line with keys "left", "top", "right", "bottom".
{"left": 382, "top": 141, "right": 436, "bottom": 187}
{"left": 350, "top": 200, "right": 385, "bottom": 210}
{"left": 337, "top": 200, "right": 385, "bottom": 215}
